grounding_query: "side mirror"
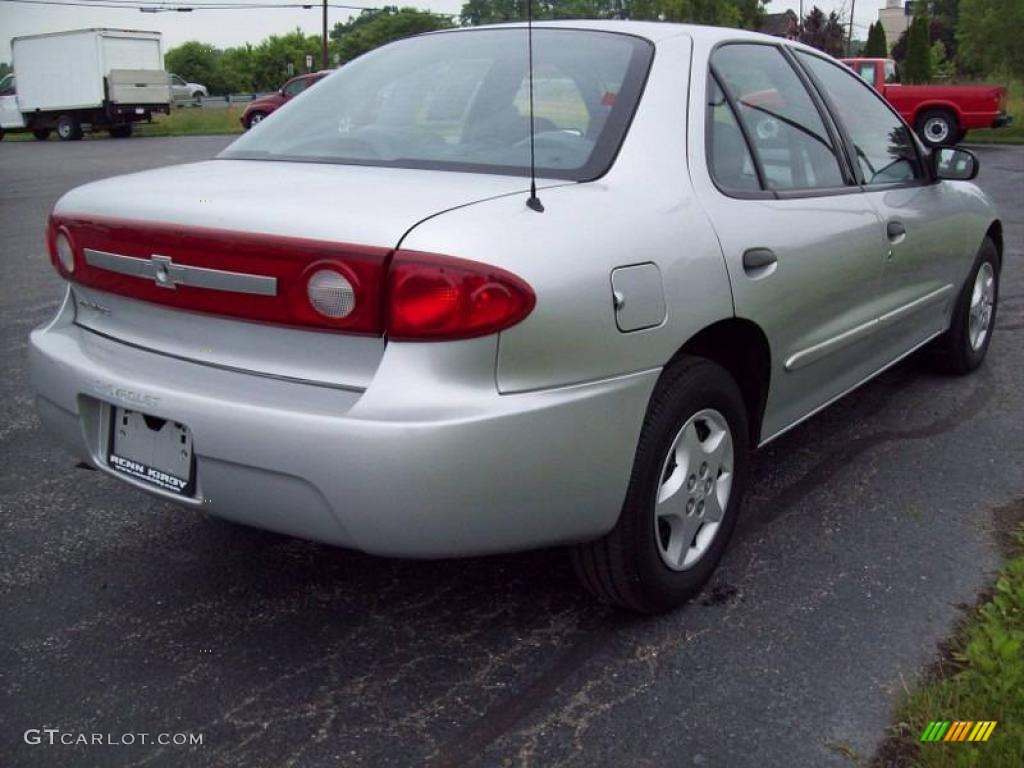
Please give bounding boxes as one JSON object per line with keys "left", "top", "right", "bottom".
{"left": 934, "top": 147, "right": 979, "bottom": 181}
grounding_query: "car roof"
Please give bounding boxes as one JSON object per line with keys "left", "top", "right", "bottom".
{"left": 435, "top": 19, "right": 799, "bottom": 46}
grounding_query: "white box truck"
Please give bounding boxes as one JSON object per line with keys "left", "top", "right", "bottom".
{"left": 0, "top": 28, "right": 171, "bottom": 141}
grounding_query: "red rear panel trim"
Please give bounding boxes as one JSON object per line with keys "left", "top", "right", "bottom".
{"left": 51, "top": 215, "right": 391, "bottom": 334}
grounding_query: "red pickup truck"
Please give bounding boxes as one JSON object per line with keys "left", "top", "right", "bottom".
{"left": 841, "top": 58, "right": 1012, "bottom": 147}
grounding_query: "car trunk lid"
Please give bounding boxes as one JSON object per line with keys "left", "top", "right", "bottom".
{"left": 54, "top": 159, "right": 533, "bottom": 391}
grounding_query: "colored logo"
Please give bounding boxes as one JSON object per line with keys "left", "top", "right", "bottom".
{"left": 920, "top": 721, "right": 998, "bottom": 742}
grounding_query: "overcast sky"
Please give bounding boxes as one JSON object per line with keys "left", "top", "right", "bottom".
{"left": 0, "top": 1, "right": 888, "bottom": 63}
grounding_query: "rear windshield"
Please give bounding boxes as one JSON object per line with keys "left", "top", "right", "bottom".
{"left": 219, "top": 29, "right": 653, "bottom": 181}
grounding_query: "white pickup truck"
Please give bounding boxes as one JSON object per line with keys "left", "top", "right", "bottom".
{"left": 0, "top": 28, "right": 171, "bottom": 141}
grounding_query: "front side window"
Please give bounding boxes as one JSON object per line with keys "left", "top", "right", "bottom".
{"left": 171, "top": 75, "right": 186, "bottom": 87}
{"left": 711, "top": 44, "right": 845, "bottom": 191}
{"left": 283, "top": 78, "right": 310, "bottom": 97}
{"left": 220, "top": 29, "right": 653, "bottom": 181}
{"left": 797, "top": 51, "right": 922, "bottom": 186}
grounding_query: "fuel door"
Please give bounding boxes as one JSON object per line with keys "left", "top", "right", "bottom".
{"left": 610, "top": 263, "right": 666, "bottom": 333}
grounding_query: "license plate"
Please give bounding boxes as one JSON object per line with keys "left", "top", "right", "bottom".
{"left": 135, "top": 108, "right": 144, "bottom": 114}
{"left": 109, "top": 407, "right": 193, "bottom": 495}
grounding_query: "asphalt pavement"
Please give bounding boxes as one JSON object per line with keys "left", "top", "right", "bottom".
{"left": 1, "top": 137, "right": 1022, "bottom": 768}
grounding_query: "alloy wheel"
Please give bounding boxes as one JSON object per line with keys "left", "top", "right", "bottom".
{"left": 968, "top": 262, "right": 996, "bottom": 351}
{"left": 654, "top": 408, "right": 734, "bottom": 571}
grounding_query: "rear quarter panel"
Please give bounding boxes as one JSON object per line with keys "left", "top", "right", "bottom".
{"left": 398, "top": 33, "right": 736, "bottom": 393}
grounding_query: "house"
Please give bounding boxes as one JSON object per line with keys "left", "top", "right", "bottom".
{"left": 758, "top": 9, "right": 800, "bottom": 40}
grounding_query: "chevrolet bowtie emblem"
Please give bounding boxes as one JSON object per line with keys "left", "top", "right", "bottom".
{"left": 150, "top": 254, "right": 181, "bottom": 289}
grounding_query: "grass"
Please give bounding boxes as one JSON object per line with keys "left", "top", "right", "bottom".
{"left": 135, "top": 105, "right": 244, "bottom": 137}
{"left": 874, "top": 503, "right": 1024, "bottom": 768}
{"left": 964, "top": 80, "right": 1023, "bottom": 145}
{"left": 1, "top": 104, "right": 245, "bottom": 141}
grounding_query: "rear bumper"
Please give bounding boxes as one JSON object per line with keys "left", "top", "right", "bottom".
{"left": 991, "top": 114, "right": 1013, "bottom": 129}
{"left": 29, "top": 291, "right": 657, "bottom": 557}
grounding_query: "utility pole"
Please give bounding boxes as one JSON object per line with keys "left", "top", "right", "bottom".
{"left": 321, "top": 0, "right": 328, "bottom": 70}
{"left": 848, "top": 0, "right": 857, "bottom": 56}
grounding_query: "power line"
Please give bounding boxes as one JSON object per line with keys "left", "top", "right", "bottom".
{"left": 0, "top": 0, "right": 404, "bottom": 8}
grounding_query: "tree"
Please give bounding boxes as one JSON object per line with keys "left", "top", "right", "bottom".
{"left": 902, "top": 13, "right": 932, "bottom": 83}
{"left": 165, "top": 41, "right": 224, "bottom": 94}
{"left": 458, "top": 0, "right": 767, "bottom": 28}
{"left": 331, "top": 7, "right": 454, "bottom": 65}
{"left": 957, "top": 0, "right": 1024, "bottom": 80}
{"left": 0, "top": 62, "right": 11, "bottom": 79}
{"left": 218, "top": 45, "right": 257, "bottom": 94}
{"left": 863, "top": 21, "right": 888, "bottom": 58}
{"left": 249, "top": 30, "right": 322, "bottom": 90}
{"left": 798, "top": 6, "right": 846, "bottom": 57}
{"left": 628, "top": 0, "right": 766, "bottom": 27}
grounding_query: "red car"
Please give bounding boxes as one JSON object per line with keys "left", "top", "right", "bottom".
{"left": 240, "top": 71, "right": 330, "bottom": 129}
{"left": 841, "top": 58, "right": 1012, "bottom": 147}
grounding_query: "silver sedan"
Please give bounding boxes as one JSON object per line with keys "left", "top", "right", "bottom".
{"left": 31, "top": 21, "right": 1001, "bottom": 612}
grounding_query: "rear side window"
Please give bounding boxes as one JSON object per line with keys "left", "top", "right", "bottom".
{"left": 796, "top": 52, "right": 923, "bottom": 186}
{"left": 707, "top": 79, "right": 760, "bottom": 193}
{"left": 854, "top": 62, "right": 876, "bottom": 85}
{"left": 711, "top": 44, "right": 845, "bottom": 192}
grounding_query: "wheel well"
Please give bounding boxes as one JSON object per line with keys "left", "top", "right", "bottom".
{"left": 671, "top": 318, "right": 772, "bottom": 445}
{"left": 986, "top": 220, "right": 1003, "bottom": 269}
{"left": 914, "top": 104, "right": 961, "bottom": 125}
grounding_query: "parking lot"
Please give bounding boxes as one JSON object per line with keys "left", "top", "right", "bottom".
{"left": 1, "top": 137, "right": 1022, "bottom": 767}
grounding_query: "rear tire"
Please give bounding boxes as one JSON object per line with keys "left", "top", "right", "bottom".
{"left": 32, "top": 128, "right": 51, "bottom": 141}
{"left": 108, "top": 124, "right": 133, "bottom": 139}
{"left": 928, "top": 237, "right": 999, "bottom": 374}
{"left": 571, "top": 357, "right": 750, "bottom": 613}
{"left": 916, "top": 109, "right": 959, "bottom": 148}
{"left": 56, "top": 114, "right": 83, "bottom": 141}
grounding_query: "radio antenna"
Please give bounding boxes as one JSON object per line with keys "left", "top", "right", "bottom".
{"left": 525, "top": 0, "right": 544, "bottom": 212}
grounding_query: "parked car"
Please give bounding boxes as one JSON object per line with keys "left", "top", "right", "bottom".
{"left": 169, "top": 73, "right": 208, "bottom": 106}
{"left": 841, "top": 57, "right": 1012, "bottom": 147}
{"left": 0, "top": 29, "right": 170, "bottom": 141}
{"left": 240, "top": 71, "right": 329, "bottom": 129}
{"left": 32, "top": 23, "right": 1002, "bottom": 613}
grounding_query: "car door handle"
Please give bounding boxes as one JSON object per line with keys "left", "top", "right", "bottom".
{"left": 887, "top": 220, "right": 907, "bottom": 241}
{"left": 742, "top": 248, "right": 777, "bottom": 276}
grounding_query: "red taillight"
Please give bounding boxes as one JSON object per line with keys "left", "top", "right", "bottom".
{"left": 46, "top": 218, "right": 78, "bottom": 276}
{"left": 46, "top": 215, "right": 534, "bottom": 340}
{"left": 387, "top": 251, "right": 535, "bottom": 341}
{"left": 48, "top": 214, "right": 389, "bottom": 334}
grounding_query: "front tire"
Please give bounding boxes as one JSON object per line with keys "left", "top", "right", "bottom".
{"left": 571, "top": 358, "right": 750, "bottom": 613}
{"left": 928, "top": 237, "right": 999, "bottom": 374}
{"left": 56, "top": 114, "right": 83, "bottom": 141}
{"left": 192, "top": 92, "right": 204, "bottom": 107}
{"left": 916, "top": 109, "right": 959, "bottom": 148}
{"left": 32, "top": 128, "right": 51, "bottom": 141}
{"left": 245, "top": 111, "right": 267, "bottom": 129}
